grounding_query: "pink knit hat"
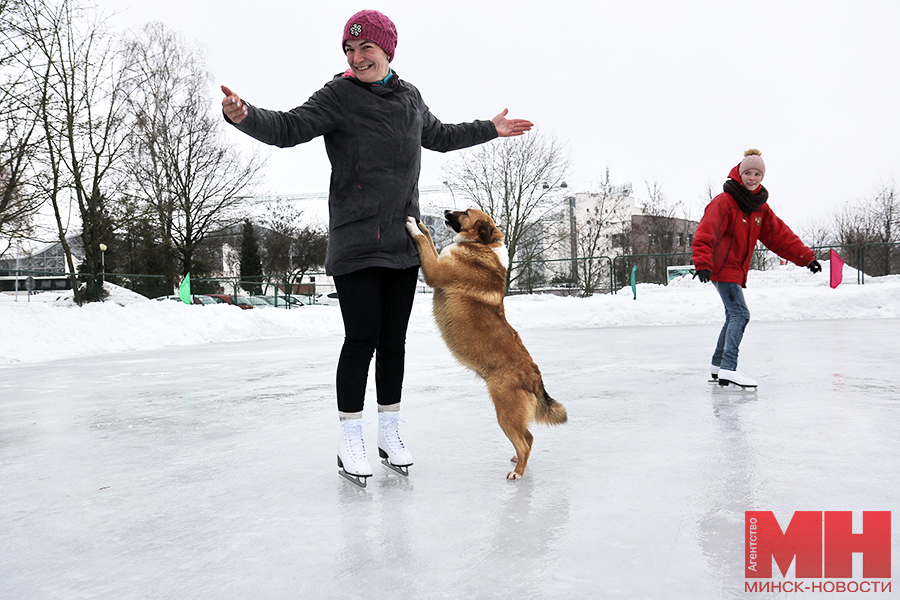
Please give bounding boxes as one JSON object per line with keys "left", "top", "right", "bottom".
{"left": 342, "top": 10, "right": 398, "bottom": 61}
{"left": 740, "top": 149, "right": 765, "bottom": 179}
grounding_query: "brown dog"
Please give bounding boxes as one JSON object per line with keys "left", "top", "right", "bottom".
{"left": 406, "top": 209, "right": 567, "bottom": 479}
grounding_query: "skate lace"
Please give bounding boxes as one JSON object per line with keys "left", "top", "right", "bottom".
{"left": 380, "top": 414, "right": 407, "bottom": 452}
{"left": 342, "top": 420, "right": 368, "bottom": 462}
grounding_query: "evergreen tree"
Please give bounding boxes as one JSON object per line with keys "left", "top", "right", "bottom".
{"left": 120, "top": 216, "right": 175, "bottom": 298}
{"left": 239, "top": 220, "right": 263, "bottom": 295}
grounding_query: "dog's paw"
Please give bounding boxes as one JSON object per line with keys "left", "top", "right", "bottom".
{"left": 405, "top": 216, "right": 425, "bottom": 238}
{"left": 506, "top": 471, "right": 523, "bottom": 480}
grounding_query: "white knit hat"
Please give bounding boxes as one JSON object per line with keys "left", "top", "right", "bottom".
{"left": 740, "top": 149, "right": 765, "bottom": 179}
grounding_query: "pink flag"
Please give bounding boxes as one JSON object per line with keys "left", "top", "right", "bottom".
{"left": 830, "top": 249, "right": 845, "bottom": 289}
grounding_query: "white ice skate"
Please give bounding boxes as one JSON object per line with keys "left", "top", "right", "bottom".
{"left": 378, "top": 412, "right": 413, "bottom": 476}
{"left": 337, "top": 419, "right": 372, "bottom": 488}
{"left": 717, "top": 368, "right": 758, "bottom": 389}
{"left": 709, "top": 363, "right": 720, "bottom": 382}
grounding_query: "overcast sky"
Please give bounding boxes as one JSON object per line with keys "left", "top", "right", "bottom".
{"left": 97, "top": 0, "right": 900, "bottom": 230}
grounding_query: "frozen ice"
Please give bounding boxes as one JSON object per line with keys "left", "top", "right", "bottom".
{"left": 1, "top": 265, "right": 898, "bottom": 598}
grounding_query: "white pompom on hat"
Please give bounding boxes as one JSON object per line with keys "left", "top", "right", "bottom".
{"left": 740, "top": 149, "right": 765, "bottom": 179}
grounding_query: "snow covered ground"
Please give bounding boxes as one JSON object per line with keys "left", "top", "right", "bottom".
{"left": 2, "top": 260, "right": 899, "bottom": 365}
{"left": 1, "top": 261, "right": 898, "bottom": 599}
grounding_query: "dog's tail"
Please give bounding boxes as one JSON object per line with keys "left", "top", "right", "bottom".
{"left": 534, "top": 385, "right": 567, "bottom": 425}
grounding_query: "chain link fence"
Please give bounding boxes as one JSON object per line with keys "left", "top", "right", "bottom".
{"left": 3, "top": 242, "right": 898, "bottom": 301}
{"left": 508, "top": 256, "right": 614, "bottom": 296}
{"left": 506, "top": 243, "right": 899, "bottom": 296}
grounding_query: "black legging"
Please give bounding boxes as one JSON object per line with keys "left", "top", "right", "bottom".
{"left": 332, "top": 266, "right": 419, "bottom": 413}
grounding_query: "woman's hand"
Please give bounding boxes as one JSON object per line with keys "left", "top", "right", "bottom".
{"left": 221, "top": 85, "right": 248, "bottom": 124}
{"left": 492, "top": 109, "right": 533, "bottom": 137}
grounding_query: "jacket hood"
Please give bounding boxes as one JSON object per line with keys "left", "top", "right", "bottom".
{"left": 336, "top": 69, "right": 398, "bottom": 96}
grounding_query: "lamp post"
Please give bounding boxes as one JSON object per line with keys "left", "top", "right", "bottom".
{"left": 542, "top": 181, "right": 567, "bottom": 190}
{"left": 99, "top": 243, "right": 107, "bottom": 284}
{"left": 14, "top": 235, "right": 20, "bottom": 302}
{"left": 567, "top": 195, "right": 579, "bottom": 282}
{"left": 442, "top": 180, "right": 457, "bottom": 209}
{"left": 538, "top": 181, "right": 574, "bottom": 290}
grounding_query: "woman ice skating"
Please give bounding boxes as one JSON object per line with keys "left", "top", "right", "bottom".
{"left": 691, "top": 149, "right": 821, "bottom": 389}
{"left": 220, "top": 10, "right": 533, "bottom": 487}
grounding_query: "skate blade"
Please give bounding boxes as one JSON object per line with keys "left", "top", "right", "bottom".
{"left": 381, "top": 459, "right": 410, "bottom": 477}
{"left": 717, "top": 381, "right": 758, "bottom": 392}
{"left": 338, "top": 468, "right": 370, "bottom": 488}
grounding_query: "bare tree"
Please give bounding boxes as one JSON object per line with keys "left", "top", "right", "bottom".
{"left": 20, "top": 0, "right": 134, "bottom": 301}
{"left": 261, "top": 199, "right": 327, "bottom": 293}
{"left": 19, "top": 0, "right": 77, "bottom": 292}
{"left": 613, "top": 181, "right": 698, "bottom": 285}
{"left": 869, "top": 181, "right": 898, "bottom": 244}
{"left": 291, "top": 225, "right": 328, "bottom": 283}
{"left": 0, "top": 0, "right": 45, "bottom": 256}
{"left": 798, "top": 217, "right": 833, "bottom": 252}
{"left": 260, "top": 200, "right": 299, "bottom": 277}
{"left": 443, "top": 131, "right": 570, "bottom": 290}
{"left": 826, "top": 180, "right": 899, "bottom": 276}
{"left": 638, "top": 181, "right": 691, "bottom": 254}
{"left": 568, "top": 168, "right": 632, "bottom": 295}
{"left": 698, "top": 178, "right": 717, "bottom": 211}
{"left": 615, "top": 181, "right": 696, "bottom": 255}
{"left": 123, "top": 23, "right": 265, "bottom": 284}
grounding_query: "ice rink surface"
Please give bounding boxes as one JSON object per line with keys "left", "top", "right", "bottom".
{"left": 2, "top": 319, "right": 898, "bottom": 599}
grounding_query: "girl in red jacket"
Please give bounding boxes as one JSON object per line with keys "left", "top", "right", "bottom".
{"left": 691, "top": 149, "right": 821, "bottom": 388}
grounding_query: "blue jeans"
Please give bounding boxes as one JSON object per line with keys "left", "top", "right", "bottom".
{"left": 711, "top": 281, "right": 750, "bottom": 371}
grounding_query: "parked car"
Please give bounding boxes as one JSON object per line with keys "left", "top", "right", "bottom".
{"left": 258, "top": 295, "right": 305, "bottom": 309}
{"left": 153, "top": 294, "right": 219, "bottom": 305}
{"left": 316, "top": 292, "right": 340, "bottom": 306}
{"left": 207, "top": 294, "right": 254, "bottom": 309}
{"left": 247, "top": 296, "right": 271, "bottom": 309}
{"left": 289, "top": 294, "right": 316, "bottom": 306}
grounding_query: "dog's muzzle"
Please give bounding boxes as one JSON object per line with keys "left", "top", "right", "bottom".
{"left": 444, "top": 210, "right": 462, "bottom": 233}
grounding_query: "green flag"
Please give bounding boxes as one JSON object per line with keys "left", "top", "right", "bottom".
{"left": 630, "top": 264, "right": 637, "bottom": 300}
{"left": 178, "top": 273, "right": 191, "bottom": 304}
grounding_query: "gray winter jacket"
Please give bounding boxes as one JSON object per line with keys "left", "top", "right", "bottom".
{"left": 229, "top": 73, "right": 498, "bottom": 276}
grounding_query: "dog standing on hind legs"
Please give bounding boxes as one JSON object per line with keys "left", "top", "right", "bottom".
{"left": 405, "top": 209, "right": 567, "bottom": 479}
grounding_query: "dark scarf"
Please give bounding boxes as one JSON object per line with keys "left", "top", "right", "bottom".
{"left": 724, "top": 178, "right": 768, "bottom": 213}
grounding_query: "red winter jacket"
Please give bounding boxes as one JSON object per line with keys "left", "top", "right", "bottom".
{"left": 691, "top": 164, "right": 815, "bottom": 287}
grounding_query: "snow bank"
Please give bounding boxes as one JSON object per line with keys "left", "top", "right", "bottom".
{"left": 2, "top": 260, "right": 898, "bottom": 364}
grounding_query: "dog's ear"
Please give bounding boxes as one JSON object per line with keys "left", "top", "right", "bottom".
{"left": 476, "top": 220, "right": 498, "bottom": 245}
